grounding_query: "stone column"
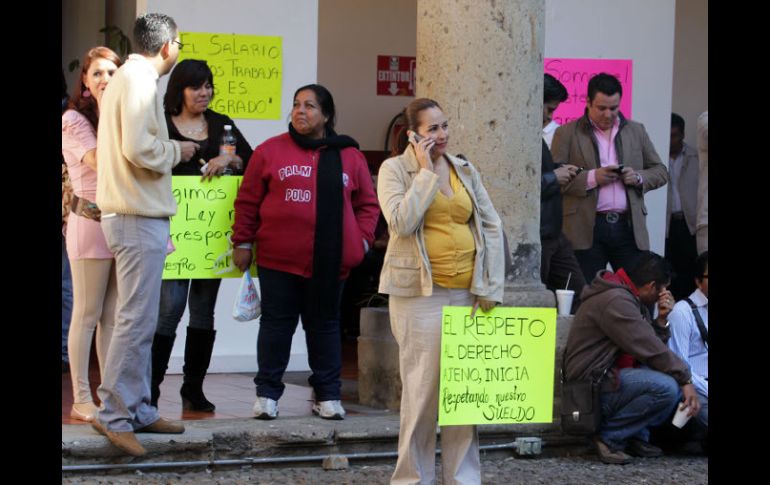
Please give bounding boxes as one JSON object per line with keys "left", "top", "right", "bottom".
{"left": 416, "top": 0, "right": 553, "bottom": 307}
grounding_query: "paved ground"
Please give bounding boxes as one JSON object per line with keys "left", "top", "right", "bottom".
{"left": 62, "top": 454, "right": 707, "bottom": 484}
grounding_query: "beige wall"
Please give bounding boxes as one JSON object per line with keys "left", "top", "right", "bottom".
{"left": 318, "top": 0, "right": 416, "bottom": 150}
{"left": 672, "top": 0, "right": 708, "bottom": 149}
{"left": 62, "top": 0, "right": 106, "bottom": 93}
{"left": 62, "top": 0, "right": 141, "bottom": 95}
{"left": 106, "top": 0, "right": 142, "bottom": 47}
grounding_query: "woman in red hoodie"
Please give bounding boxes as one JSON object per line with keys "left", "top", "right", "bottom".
{"left": 232, "top": 84, "right": 379, "bottom": 420}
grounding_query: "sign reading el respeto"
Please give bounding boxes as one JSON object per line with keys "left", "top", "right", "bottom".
{"left": 439, "top": 306, "right": 557, "bottom": 426}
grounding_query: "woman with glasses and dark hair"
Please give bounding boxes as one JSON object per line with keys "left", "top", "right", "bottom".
{"left": 231, "top": 84, "right": 380, "bottom": 420}
{"left": 149, "top": 59, "right": 253, "bottom": 413}
{"left": 62, "top": 46, "right": 123, "bottom": 422}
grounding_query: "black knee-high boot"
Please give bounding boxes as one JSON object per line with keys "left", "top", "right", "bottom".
{"left": 151, "top": 333, "right": 176, "bottom": 407}
{"left": 180, "top": 327, "right": 217, "bottom": 412}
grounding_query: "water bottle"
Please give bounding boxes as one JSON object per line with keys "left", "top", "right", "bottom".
{"left": 220, "top": 125, "right": 236, "bottom": 175}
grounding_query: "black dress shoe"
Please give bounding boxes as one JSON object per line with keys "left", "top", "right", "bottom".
{"left": 626, "top": 438, "right": 663, "bottom": 457}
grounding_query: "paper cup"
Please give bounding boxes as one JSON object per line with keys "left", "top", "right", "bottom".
{"left": 556, "top": 290, "right": 575, "bottom": 316}
{"left": 672, "top": 404, "right": 692, "bottom": 428}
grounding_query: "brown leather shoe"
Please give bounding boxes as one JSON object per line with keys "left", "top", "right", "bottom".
{"left": 91, "top": 420, "right": 146, "bottom": 457}
{"left": 593, "top": 436, "right": 632, "bottom": 464}
{"left": 136, "top": 417, "right": 185, "bottom": 434}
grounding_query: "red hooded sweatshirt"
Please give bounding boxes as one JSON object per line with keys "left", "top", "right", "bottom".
{"left": 602, "top": 269, "right": 640, "bottom": 370}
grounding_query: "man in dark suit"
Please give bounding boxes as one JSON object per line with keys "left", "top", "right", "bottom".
{"left": 665, "top": 113, "right": 700, "bottom": 300}
{"left": 540, "top": 74, "right": 585, "bottom": 313}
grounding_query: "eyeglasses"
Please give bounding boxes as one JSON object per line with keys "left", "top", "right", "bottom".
{"left": 173, "top": 40, "right": 184, "bottom": 51}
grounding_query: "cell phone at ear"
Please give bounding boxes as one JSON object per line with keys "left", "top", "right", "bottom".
{"left": 407, "top": 130, "right": 423, "bottom": 145}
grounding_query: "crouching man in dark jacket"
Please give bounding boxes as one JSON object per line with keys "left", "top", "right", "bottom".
{"left": 563, "top": 251, "right": 700, "bottom": 464}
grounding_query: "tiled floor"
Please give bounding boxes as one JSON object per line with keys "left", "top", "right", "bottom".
{"left": 62, "top": 339, "right": 366, "bottom": 425}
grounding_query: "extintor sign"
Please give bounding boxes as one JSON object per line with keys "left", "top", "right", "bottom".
{"left": 377, "top": 55, "right": 416, "bottom": 96}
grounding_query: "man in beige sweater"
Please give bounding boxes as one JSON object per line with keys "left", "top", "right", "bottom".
{"left": 93, "top": 12, "right": 198, "bottom": 457}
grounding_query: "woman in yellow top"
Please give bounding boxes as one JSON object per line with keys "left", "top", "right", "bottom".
{"left": 377, "top": 98, "right": 505, "bottom": 484}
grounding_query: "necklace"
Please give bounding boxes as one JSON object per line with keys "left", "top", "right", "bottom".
{"left": 176, "top": 117, "right": 207, "bottom": 137}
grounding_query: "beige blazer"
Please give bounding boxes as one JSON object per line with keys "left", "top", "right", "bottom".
{"left": 696, "top": 111, "right": 708, "bottom": 255}
{"left": 377, "top": 147, "right": 505, "bottom": 302}
{"left": 666, "top": 143, "right": 700, "bottom": 236}
{"left": 551, "top": 114, "right": 669, "bottom": 251}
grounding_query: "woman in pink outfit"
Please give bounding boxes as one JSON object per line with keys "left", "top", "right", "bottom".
{"left": 61, "top": 47, "right": 122, "bottom": 422}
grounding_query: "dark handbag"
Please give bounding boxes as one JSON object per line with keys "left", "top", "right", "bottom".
{"left": 560, "top": 378, "right": 601, "bottom": 435}
{"left": 560, "top": 364, "right": 608, "bottom": 435}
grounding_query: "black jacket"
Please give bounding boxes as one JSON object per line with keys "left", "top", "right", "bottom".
{"left": 540, "top": 139, "right": 562, "bottom": 240}
{"left": 165, "top": 109, "right": 253, "bottom": 176}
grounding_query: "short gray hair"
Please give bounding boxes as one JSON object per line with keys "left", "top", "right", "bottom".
{"left": 133, "top": 13, "right": 177, "bottom": 56}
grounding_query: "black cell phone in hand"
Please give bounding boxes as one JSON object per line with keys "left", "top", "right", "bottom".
{"left": 613, "top": 164, "right": 625, "bottom": 174}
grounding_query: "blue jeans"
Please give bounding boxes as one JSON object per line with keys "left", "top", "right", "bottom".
{"left": 62, "top": 234, "right": 73, "bottom": 363}
{"left": 574, "top": 214, "right": 644, "bottom": 283}
{"left": 156, "top": 279, "right": 222, "bottom": 337}
{"left": 599, "top": 367, "right": 679, "bottom": 451}
{"left": 255, "top": 266, "right": 344, "bottom": 401}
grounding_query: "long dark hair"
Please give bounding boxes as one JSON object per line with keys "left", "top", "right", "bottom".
{"left": 390, "top": 98, "right": 442, "bottom": 156}
{"left": 164, "top": 59, "right": 215, "bottom": 115}
{"left": 293, "top": 84, "right": 336, "bottom": 134}
{"left": 66, "top": 46, "right": 122, "bottom": 129}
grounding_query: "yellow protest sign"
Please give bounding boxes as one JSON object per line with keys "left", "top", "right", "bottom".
{"left": 438, "top": 306, "right": 557, "bottom": 426}
{"left": 163, "top": 176, "right": 255, "bottom": 280}
{"left": 178, "top": 32, "right": 282, "bottom": 120}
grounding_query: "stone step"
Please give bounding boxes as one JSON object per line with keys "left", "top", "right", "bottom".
{"left": 63, "top": 415, "right": 590, "bottom": 469}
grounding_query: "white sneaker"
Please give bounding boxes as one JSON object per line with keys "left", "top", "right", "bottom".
{"left": 253, "top": 397, "right": 278, "bottom": 419}
{"left": 312, "top": 400, "right": 346, "bottom": 420}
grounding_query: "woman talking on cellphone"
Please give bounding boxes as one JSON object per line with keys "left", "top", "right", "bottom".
{"left": 377, "top": 98, "right": 505, "bottom": 484}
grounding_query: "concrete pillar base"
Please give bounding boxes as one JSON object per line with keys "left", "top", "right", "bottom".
{"left": 501, "top": 281, "right": 557, "bottom": 308}
{"left": 357, "top": 307, "right": 402, "bottom": 411}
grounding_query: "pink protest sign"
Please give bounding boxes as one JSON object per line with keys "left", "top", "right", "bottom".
{"left": 543, "top": 58, "right": 633, "bottom": 125}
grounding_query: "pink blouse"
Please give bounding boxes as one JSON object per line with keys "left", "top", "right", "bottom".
{"left": 62, "top": 110, "right": 113, "bottom": 260}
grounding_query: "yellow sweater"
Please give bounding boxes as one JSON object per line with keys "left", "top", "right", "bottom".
{"left": 423, "top": 166, "right": 476, "bottom": 288}
{"left": 96, "top": 54, "right": 181, "bottom": 217}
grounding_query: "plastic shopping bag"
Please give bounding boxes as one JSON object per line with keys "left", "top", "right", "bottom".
{"left": 232, "top": 271, "right": 261, "bottom": 321}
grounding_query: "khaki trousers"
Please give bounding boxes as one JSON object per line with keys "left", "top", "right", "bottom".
{"left": 389, "top": 286, "right": 480, "bottom": 485}
{"left": 68, "top": 258, "right": 117, "bottom": 403}
{"left": 97, "top": 215, "right": 168, "bottom": 432}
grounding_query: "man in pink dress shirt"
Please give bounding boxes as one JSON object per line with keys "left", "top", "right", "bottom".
{"left": 551, "top": 73, "right": 668, "bottom": 284}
